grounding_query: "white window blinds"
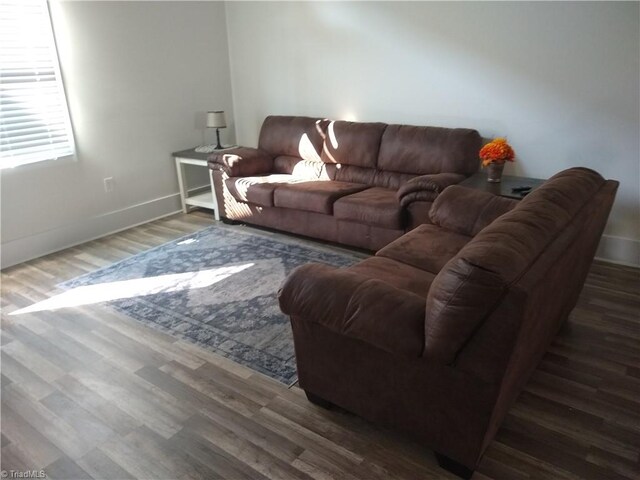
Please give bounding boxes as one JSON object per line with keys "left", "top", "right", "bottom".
{"left": 0, "top": 0, "right": 74, "bottom": 168}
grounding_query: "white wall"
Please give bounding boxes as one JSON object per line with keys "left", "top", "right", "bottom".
{"left": 1, "top": 1, "right": 235, "bottom": 268}
{"left": 226, "top": 1, "right": 640, "bottom": 265}
{"left": 2, "top": 1, "right": 638, "bottom": 268}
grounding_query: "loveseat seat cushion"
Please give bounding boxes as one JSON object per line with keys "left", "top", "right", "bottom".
{"left": 377, "top": 124, "right": 482, "bottom": 175}
{"left": 333, "top": 187, "right": 404, "bottom": 229}
{"left": 258, "top": 116, "right": 328, "bottom": 161}
{"left": 225, "top": 174, "right": 300, "bottom": 207}
{"left": 321, "top": 120, "right": 387, "bottom": 168}
{"left": 274, "top": 181, "right": 369, "bottom": 215}
{"left": 348, "top": 256, "right": 436, "bottom": 297}
{"left": 377, "top": 224, "right": 472, "bottom": 274}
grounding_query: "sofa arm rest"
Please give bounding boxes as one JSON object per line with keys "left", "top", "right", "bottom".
{"left": 429, "top": 185, "right": 518, "bottom": 236}
{"left": 207, "top": 147, "right": 274, "bottom": 176}
{"left": 278, "top": 264, "right": 426, "bottom": 358}
{"left": 396, "top": 173, "right": 466, "bottom": 207}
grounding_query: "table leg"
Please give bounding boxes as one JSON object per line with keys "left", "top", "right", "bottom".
{"left": 210, "top": 169, "right": 221, "bottom": 221}
{"left": 175, "top": 158, "right": 188, "bottom": 213}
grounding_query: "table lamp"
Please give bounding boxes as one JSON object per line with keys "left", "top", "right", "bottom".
{"left": 206, "top": 111, "right": 227, "bottom": 150}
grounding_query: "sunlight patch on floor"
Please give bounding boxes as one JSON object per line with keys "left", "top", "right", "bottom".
{"left": 10, "top": 263, "right": 254, "bottom": 315}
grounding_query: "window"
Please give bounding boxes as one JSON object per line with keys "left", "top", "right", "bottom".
{"left": 0, "top": 0, "right": 74, "bottom": 168}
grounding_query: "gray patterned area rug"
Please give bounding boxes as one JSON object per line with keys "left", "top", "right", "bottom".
{"left": 60, "top": 224, "right": 363, "bottom": 385}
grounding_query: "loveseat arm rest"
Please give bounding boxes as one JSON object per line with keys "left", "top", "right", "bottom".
{"left": 207, "top": 147, "right": 274, "bottom": 176}
{"left": 396, "top": 173, "right": 466, "bottom": 207}
{"left": 278, "top": 263, "right": 426, "bottom": 358}
{"left": 429, "top": 185, "right": 518, "bottom": 236}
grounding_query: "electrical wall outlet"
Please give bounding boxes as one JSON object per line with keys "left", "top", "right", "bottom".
{"left": 103, "top": 177, "right": 114, "bottom": 193}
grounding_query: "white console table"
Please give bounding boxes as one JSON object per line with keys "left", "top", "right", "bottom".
{"left": 172, "top": 147, "right": 235, "bottom": 221}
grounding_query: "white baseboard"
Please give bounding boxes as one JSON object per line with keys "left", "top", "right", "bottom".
{"left": 595, "top": 234, "right": 640, "bottom": 267}
{"left": 1, "top": 193, "right": 185, "bottom": 269}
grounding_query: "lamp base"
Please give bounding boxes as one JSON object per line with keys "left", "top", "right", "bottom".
{"left": 214, "top": 128, "right": 223, "bottom": 150}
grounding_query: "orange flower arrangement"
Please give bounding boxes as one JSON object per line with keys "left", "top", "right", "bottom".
{"left": 479, "top": 138, "right": 515, "bottom": 167}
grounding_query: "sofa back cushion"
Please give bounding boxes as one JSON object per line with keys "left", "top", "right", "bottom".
{"left": 378, "top": 124, "right": 482, "bottom": 175}
{"left": 423, "top": 168, "right": 606, "bottom": 363}
{"left": 258, "top": 116, "right": 328, "bottom": 161}
{"left": 321, "top": 120, "right": 387, "bottom": 168}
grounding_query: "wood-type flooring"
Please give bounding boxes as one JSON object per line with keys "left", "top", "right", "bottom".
{"left": 1, "top": 211, "right": 639, "bottom": 479}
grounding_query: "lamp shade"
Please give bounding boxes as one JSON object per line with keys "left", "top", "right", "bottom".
{"left": 206, "top": 111, "right": 226, "bottom": 129}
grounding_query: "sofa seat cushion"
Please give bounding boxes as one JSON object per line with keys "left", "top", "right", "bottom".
{"left": 377, "top": 224, "right": 472, "bottom": 274}
{"left": 225, "top": 174, "right": 301, "bottom": 207}
{"left": 347, "top": 256, "right": 436, "bottom": 298}
{"left": 274, "top": 181, "right": 368, "bottom": 214}
{"left": 333, "top": 187, "right": 404, "bottom": 229}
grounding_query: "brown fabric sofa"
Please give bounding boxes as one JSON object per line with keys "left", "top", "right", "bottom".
{"left": 278, "top": 167, "right": 618, "bottom": 478}
{"left": 208, "top": 116, "right": 482, "bottom": 250}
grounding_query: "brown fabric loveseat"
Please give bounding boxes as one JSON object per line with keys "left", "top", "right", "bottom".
{"left": 208, "top": 116, "right": 482, "bottom": 250}
{"left": 278, "top": 167, "right": 618, "bottom": 478}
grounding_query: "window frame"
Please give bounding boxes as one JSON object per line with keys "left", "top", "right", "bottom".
{"left": 0, "top": 0, "right": 75, "bottom": 170}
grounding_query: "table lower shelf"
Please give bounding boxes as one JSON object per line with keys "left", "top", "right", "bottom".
{"left": 184, "top": 191, "right": 216, "bottom": 210}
